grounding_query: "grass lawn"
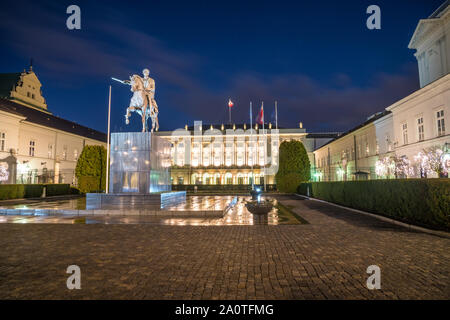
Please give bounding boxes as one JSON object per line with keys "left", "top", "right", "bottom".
{"left": 276, "top": 202, "right": 309, "bottom": 225}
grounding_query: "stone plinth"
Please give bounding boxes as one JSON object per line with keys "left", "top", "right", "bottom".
{"left": 85, "top": 191, "right": 186, "bottom": 210}
{"left": 86, "top": 132, "right": 186, "bottom": 210}
{"left": 109, "top": 132, "right": 171, "bottom": 194}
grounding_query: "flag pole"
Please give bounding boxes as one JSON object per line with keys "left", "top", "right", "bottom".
{"left": 275, "top": 100, "right": 278, "bottom": 130}
{"left": 250, "top": 102, "right": 254, "bottom": 190}
{"left": 105, "top": 85, "right": 111, "bottom": 194}
{"left": 262, "top": 101, "right": 266, "bottom": 192}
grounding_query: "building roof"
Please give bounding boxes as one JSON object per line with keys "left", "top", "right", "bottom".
{"left": 429, "top": 0, "right": 449, "bottom": 18}
{"left": 314, "top": 110, "right": 391, "bottom": 151}
{"left": 0, "top": 72, "right": 21, "bottom": 99}
{"left": 0, "top": 98, "right": 107, "bottom": 142}
{"left": 186, "top": 123, "right": 288, "bottom": 131}
{"left": 408, "top": 1, "right": 449, "bottom": 49}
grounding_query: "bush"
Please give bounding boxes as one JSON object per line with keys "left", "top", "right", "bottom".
{"left": 77, "top": 176, "right": 103, "bottom": 194}
{"left": 45, "top": 184, "right": 70, "bottom": 196}
{"left": 23, "top": 184, "right": 44, "bottom": 198}
{"left": 0, "top": 184, "right": 75, "bottom": 200}
{"left": 0, "top": 184, "right": 24, "bottom": 200}
{"left": 276, "top": 140, "right": 310, "bottom": 192}
{"left": 297, "top": 179, "right": 450, "bottom": 230}
{"left": 75, "top": 145, "right": 107, "bottom": 193}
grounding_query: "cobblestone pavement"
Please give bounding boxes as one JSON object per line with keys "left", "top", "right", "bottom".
{"left": 0, "top": 195, "right": 449, "bottom": 299}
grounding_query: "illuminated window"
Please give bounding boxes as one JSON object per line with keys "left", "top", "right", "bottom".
{"left": 29, "top": 140, "right": 35, "bottom": 156}
{"left": 225, "top": 144, "right": 233, "bottom": 166}
{"left": 402, "top": 123, "right": 408, "bottom": 145}
{"left": 213, "top": 143, "right": 222, "bottom": 166}
{"left": 48, "top": 144, "right": 53, "bottom": 159}
{"left": 437, "top": 110, "right": 445, "bottom": 136}
{"left": 417, "top": 117, "right": 424, "bottom": 141}
{"left": 0, "top": 132, "right": 5, "bottom": 151}
{"left": 203, "top": 144, "right": 211, "bottom": 166}
{"left": 176, "top": 143, "right": 185, "bottom": 166}
{"left": 236, "top": 142, "right": 245, "bottom": 166}
{"left": 247, "top": 141, "right": 256, "bottom": 166}
{"left": 192, "top": 143, "right": 200, "bottom": 167}
{"left": 63, "top": 145, "right": 68, "bottom": 160}
{"left": 74, "top": 149, "right": 78, "bottom": 161}
{"left": 258, "top": 141, "right": 265, "bottom": 165}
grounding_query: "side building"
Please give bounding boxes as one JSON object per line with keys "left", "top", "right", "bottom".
{"left": 0, "top": 66, "right": 107, "bottom": 185}
{"left": 313, "top": 2, "right": 450, "bottom": 181}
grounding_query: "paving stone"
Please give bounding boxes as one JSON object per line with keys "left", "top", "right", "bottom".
{"left": 0, "top": 195, "right": 448, "bottom": 299}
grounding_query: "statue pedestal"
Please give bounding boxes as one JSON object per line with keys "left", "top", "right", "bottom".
{"left": 86, "top": 132, "right": 186, "bottom": 209}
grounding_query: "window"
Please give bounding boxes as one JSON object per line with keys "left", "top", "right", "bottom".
{"left": 437, "top": 110, "right": 445, "bottom": 136}
{"left": 402, "top": 123, "right": 408, "bottom": 145}
{"left": 0, "top": 132, "right": 5, "bottom": 151}
{"left": 27, "top": 92, "right": 31, "bottom": 97}
{"left": 63, "top": 145, "right": 68, "bottom": 160}
{"left": 74, "top": 149, "right": 78, "bottom": 161}
{"left": 48, "top": 144, "right": 53, "bottom": 159}
{"left": 29, "top": 140, "right": 35, "bottom": 156}
{"left": 417, "top": 117, "right": 424, "bottom": 141}
{"left": 31, "top": 93, "right": 35, "bottom": 99}
{"left": 375, "top": 139, "right": 379, "bottom": 154}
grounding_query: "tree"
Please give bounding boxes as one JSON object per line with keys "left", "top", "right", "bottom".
{"left": 276, "top": 140, "right": 310, "bottom": 193}
{"left": 75, "top": 145, "right": 107, "bottom": 193}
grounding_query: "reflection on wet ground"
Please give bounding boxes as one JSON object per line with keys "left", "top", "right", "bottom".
{"left": 0, "top": 196, "right": 233, "bottom": 211}
{"left": 0, "top": 196, "right": 280, "bottom": 225}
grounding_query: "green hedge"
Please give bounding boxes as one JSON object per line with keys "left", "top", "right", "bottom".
{"left": 45, "top": 184, "right": 70, "bottom": 196}
{"left": 297, "top": 179, "right": 450, "bottom": 230}
{"left": 77, "top": 176, "right": 103, "bottom": 194}
{"left": 0, "top": 184, "right": 72, "bottom": 200}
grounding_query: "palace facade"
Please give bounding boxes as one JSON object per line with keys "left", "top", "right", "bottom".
{"left": 314, "top": 2, "right": 450, "bottom": 181}
{"left": 156, "top": 122, "right": 338, "bottom": 185}
{"left": 0, "top": 66, "right": 107, "bottom": 184}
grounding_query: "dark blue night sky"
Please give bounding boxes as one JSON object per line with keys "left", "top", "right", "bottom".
{"left": 0, "top": 0, "right": 443, "bottom": 133}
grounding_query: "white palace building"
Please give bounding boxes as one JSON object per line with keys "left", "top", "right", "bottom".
{"left": 314, "top": 1, "right": 450, "bottom": 181}
{"left": 155, "top": 122, "right": 337, "bottom": 186}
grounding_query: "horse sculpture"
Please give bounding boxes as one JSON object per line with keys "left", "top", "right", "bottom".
{"left": 114, "top": 69, "right": 159, "bottom": 133}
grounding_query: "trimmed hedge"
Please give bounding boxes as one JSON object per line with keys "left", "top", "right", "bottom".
{"left": 45, "top": 184, "right": 71, "bottom": 196}
{"left": 298, "top": 179, "right": 450, "bottom": 230}
{"left": 0, "top": 184, "right": 72, "bottom": 200}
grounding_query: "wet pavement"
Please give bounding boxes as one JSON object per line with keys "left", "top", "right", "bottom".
{"left": 0, "top": 196, "right": 282, "bottom": 225}
{"left": 0, "top": 195, "right": 448, "bottom": 299}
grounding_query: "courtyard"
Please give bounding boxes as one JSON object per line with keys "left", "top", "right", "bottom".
{"left": 0, "top": 195, "right": 448, "bottom": 300}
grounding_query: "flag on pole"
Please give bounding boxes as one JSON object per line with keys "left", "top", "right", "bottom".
{"left": 228, "top": 99, "right": 234, "bottom": 108}
{"left": 256, "top": 104, "right": 264, "bottom": 125}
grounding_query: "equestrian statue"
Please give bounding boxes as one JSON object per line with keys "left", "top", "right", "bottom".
{"left": 112, "top": 68, "right": 159, "bottom": 132}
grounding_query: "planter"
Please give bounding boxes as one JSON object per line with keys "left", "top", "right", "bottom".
{"left": 245, "top": 200, "right": 273, "bottom": 215}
